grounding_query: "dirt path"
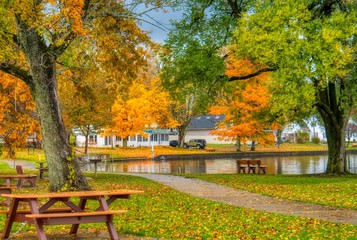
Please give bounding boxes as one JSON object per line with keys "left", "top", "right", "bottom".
{"left": 124, "top": 173, "right": 357, "bottom": 225}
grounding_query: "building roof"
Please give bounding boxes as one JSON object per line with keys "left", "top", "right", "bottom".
{"left": 187, "top": 115, "right": 225, "bottom": 130}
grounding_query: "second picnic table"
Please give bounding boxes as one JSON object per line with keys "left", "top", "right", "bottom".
{"left": 1, "top": 189, "right": 144, "bottom": 240}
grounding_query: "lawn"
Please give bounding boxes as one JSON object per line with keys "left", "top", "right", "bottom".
{"left": 181, "top": 173, "right": 357, "bottom": 210}
{"left": 1, "top": 142, "right": 334, "bottom": 162}
{"left": 0, "top": 168, "right": 355, "bottom": 240}
{"left": 0, "top": 144, "right": 356, "bottom": 239}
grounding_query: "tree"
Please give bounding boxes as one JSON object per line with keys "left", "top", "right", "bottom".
{"left": 0, "top": 1, "right": 160, "bottom": 191}
{"left": 209, "top": 57, "right": 278, "bottom": 151}
{"left": 231, "top": 0, "right": 357, "bottom": 174}
{"left": 161, "top": 0, "right": 265, "bottom": 147}
{"left": 59, "top": 68, "right": 115, "bottom": 154}
{"left": 0, "top": 72, "right": 40, "bottom": 157}
{"left": 106, "top": 75, "right": 177, "bottom": 146}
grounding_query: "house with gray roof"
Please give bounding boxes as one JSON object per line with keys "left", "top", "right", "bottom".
{"left": 185, "top": 114, "right": 233, "bottom": 144}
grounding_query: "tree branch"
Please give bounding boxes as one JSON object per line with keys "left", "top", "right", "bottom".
{"left": 228, "top": 67, "right": 276, "bottom": 81}
{"left": 0, "top": 62, "right": 32, "bottom": 84}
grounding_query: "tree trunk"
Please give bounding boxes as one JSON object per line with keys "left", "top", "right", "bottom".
{"left": 123, "top": 137, "right": 128, "bottom": 147}
{"left": 17, "top": 19, "right": 90, "bottom": 191}
{"left": 250, "top": 140, "right": 256, "bottom": 151}
{"left": 316, "top": 81, "right": 351, "bottom": 174}
{"left": 177, "top": 121, "right": 190, "bottom": 148}
{"left": 235, "top": 136, "right": 241, "bottom": 152}
{"left": 321, "top": 114, "right": 348, "bottom": 174}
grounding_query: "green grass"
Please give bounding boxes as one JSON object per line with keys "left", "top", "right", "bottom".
{"left": 0, "top": 172, "right": 356, "bottom": 239}
{"left": 181, "top": 173, "right": 357, "bottom": 210}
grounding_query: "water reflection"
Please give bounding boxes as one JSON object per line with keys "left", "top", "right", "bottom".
{"left": 81, "top": 155, "right": 357, "bottom": 175}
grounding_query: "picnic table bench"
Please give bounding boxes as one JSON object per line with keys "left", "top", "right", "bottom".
{"left": 15, "top": 165, "right": 37, "bottom": 187}
{"left": 1, "top": 189, "right": 144, "bottom": 240}
{"left": 237, "top": 159, "right": 267, "bottom": 174}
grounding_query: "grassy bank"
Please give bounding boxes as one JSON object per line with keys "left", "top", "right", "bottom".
{"left": 181, "top": 174, "right": 357, "bottom": 210}
{"left": 0, "top": 142, "right": 335, "bottom": 162}
{"left": 0, "top": 168, "right": 355, "bottom": 239}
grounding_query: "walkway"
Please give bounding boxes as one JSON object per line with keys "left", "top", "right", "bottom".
{"left": 124, "top": 173, "right": 357, "bottom": 225}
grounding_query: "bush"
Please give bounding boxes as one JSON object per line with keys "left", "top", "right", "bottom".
{"left": 296, "top": 131, "right": 309, "bottom": 143}
{"left": 311, "top": 136, "right": 320, "bottom": 144}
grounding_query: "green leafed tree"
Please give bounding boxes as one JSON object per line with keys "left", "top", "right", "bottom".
{"left": 231, "top": 0, "right": 357, "bottom": 174}
{"left": 161, "top": 0, "right": 249, "bottom": 146}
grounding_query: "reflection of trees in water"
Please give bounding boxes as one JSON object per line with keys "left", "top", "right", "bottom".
{"left": 81, "top": 155, "right": 356, "bottom": 174}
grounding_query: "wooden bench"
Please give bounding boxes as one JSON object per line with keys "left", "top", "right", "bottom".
{"left": 25, "top": 210, "right": 127, "bottom": 225}
{"left": 248, "top": 160, "right": 267, "bottom": 174}
{"left": 15, "top": 165, "right": 37, "bottom": 187}
{"left": 237, "top": 160, "right": 267, "bottom": 174}
{"left": 237, "top": 160, "right": 249, "bottom": 173}
{"left": 38, "top": 162, "right": 48, "bottom": 179}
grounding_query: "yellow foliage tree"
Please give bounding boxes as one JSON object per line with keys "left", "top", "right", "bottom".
{"left": 0, "top": 72, "right": 40, "bottom": 157}
{"left": 107, "top": 76, "right": 178, "bottom": 146}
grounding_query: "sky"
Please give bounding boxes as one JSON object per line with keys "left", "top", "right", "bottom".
{"left": 133, "top": 4, "right": 183, "bottom": 43}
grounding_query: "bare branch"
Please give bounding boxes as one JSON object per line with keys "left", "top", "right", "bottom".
{"left": 228, "top": 67, "right": 276, "bottom": 81}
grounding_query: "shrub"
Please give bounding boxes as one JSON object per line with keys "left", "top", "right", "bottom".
{"left": 311, "top": 136, "right": 320, "bottom": 144}
{"left": 296, "top": 131, "right": 309, "bottom": 143}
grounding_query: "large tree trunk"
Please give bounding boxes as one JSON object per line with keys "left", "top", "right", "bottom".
{"left": 316, "top": 82, "right": 351, "bottom": 174}
{"left": 17, "top": 17, "right": 90, "bottom": 191}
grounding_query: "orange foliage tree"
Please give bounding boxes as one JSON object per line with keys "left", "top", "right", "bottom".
{"left": 0, "top": 72, "right": 40, "bottom": 157}
{"left": 210, "top": 56, "right": 279, "bottom": 151}
{"left": 105, "top": 75, "right": 178, "bottom": 147}
{"left": 0, "top": 1, "right": 162, "bottom": 191}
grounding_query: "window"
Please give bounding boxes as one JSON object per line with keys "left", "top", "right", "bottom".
{"left": 129, "top": 136, "right": 136, "bottom": 141}
{"left": 104, "top": 136, "right": 112, "bottom": 146}
{"left": 161, "top": 134, "right": 169, "bottom": 141}
{"left": 150, "top": 134, "right": 158, "bottom": 141}
{"left": 89, "top": 135, "right": 97, "bottom": 143}
{"left": 116, "top": 136, "right": 121, "bottom": 141}
{"left": 138, "top": 135, "right": 143, "bottom": 142}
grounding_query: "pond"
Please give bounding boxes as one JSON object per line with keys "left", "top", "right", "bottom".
{"left": 82, "top": 154, "right": 357, "bottom": 175}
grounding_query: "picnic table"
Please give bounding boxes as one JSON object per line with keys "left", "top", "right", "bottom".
{"left": 1, "top": 189, "right": 144, "bottom": 240}
{"left": 0, "top": 174, "right": 37, "bottom": 188}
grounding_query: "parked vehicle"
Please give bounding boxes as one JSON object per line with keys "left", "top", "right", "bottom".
{"left": 169, "top": 140, "right": 179, "bottom": 147}
{"left": 184, "top": 139, "right": 207, "bottom": 149}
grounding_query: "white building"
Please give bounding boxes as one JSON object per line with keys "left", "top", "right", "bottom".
{"left": 75, "top": 129, "right": 175, "bottom": 148}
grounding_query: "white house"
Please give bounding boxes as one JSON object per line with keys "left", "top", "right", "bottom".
{"left": 75, "top": 129, "right": 175, "bottom": 148}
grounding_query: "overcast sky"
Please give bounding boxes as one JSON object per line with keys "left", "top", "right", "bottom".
{"left": 134, "top": 5, "right": 183, "bottom": 43}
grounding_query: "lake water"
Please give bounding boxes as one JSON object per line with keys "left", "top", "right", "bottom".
{"left": 82, "top": 154, "right": 357, "bottom": 175}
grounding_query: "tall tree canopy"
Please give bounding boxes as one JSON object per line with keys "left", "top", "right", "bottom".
{"left": 0, "top": 0, "right": 161, "bottom": 191}
{"left": 163, "top": 0, "right": 357, "bottom": 174}
{"left": 160, "top": 0, "right": 247, "bottom": 144}
{"left": 231, "top": 0, "right": 357, "bottom": 174}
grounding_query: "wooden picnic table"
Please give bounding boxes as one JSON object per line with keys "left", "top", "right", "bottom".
{"left": 0, "top": 174, "right": 37, "bottom": 188}
{"left": 1, "top": 189, "right": 144, "bottom": 240}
